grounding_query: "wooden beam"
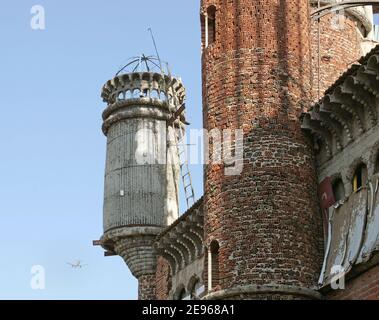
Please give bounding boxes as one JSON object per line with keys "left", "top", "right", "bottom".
{"left": 167, "top": 104, "right": 186, "bottom": 127}
{"left": 92, "top": 240, "right": 102, "bottom": 246}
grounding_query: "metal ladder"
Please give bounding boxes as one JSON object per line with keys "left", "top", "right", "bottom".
{"left": 166, "top": 72, "right": 195, "bottom": 209}
{"left": 174, "top": 121, "right": 195, "bottom": 209}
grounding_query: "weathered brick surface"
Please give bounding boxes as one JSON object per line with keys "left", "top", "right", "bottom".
{"left": 326, "top": 265, "right": 379, "bottom": 300}
{"left": 153, "top": 1, "right": 375, "bottom": 300}
{"left": 310, "top": 8, "right": 364, "bottom": 101}
{"left": 155, "top": 257, "right": 171, "bottom": 300}
{"left": 138, "top": 274, "right": 157, "bottom": 300}
{"left": 201, "top": 0, "right": 324, "bottom": 299}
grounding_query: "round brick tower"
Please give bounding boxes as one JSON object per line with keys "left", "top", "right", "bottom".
{"left": 99, "top": 58, "right": 185, "bottom": 300}
{"left": 201, "top": 1, "right": 324, "bottom": 299}
{"left": 310, "top": 1, "right": 375, "bottom": 100}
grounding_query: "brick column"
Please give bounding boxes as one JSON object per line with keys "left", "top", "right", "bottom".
{"left": 201, "top": 0, "right": 324, "bottom": 299}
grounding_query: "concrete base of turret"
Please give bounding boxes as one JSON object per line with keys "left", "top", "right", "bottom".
{"left": 101, "top": 226, "right": 162, "bottom": 300}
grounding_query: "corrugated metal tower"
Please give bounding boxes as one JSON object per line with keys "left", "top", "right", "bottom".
{"left": 98, "top": 56, "right": 186, "bottom": 299}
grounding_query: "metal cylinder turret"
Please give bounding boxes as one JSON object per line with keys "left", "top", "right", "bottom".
{"left": 99, "top": 56, "right": 185, "bottom": 299}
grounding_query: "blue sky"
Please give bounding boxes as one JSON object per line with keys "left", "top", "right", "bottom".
{"left": 0, "top": 0, "right": 202, "bottom": 300}
{"left": 0, "top": 1, "right": 378, "bottom": 300}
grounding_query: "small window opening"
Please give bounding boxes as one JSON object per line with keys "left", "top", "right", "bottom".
{"left": 332, "top": 178, "right": 345, "bottom": 202}
{"left": 150, "top": 89, "right": 159, "bottom": 99}
{"left": 208, "top": 240, "right": 220, "bottom": 291}
{"left": 125, "top": 90, "right": 132, "bottom": 99}
{"left": 353, "top": 163, "right": 367, "bottom": 192}
{"left": 201, "top": 6, "right": 216, "bottom": 49}
{"left": 207, "top": 6, "right": 216, "bottom": 46}
{"left": 132, "top": 89, "right": 141, "bottom": 98}
{"left": 117, "top": 91, "right": 125, "bottom": 101}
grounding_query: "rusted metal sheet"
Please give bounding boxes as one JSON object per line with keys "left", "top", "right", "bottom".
{"left": 319, "top": 188, "right": 368, "bottom": 286}
{"left": 343, "top": 191, "right": 367, "bottom": 266}
{"left": 319, "top": 204, "right": 350, "bottom": 285}
{"left": 319, "top": 176, "right": 379, "bottom": 287}
{"left": 358, "top": 177, "right": 379, "bottom": 264}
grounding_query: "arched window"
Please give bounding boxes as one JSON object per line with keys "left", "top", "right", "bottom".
{"left": 117, "top": 91, "right": 125, "bottom": 101}
{"left": 207, "top": 6, "right": 216, "bottom": 46}
{"left": 150, "top": 89, "right": 160, "bottom": 99}
{"left": 132, "top": 88, "right": 141, "bottom": 98}
{"left": 201, "top": 6, "right": 216, "bottom": 49}
{"left": 332, "top": 178, "right": 345, "bottom": 202}
{"left": 208, "top": 240, "right": 220, "bottom": 291}
{"left": 125, "top": 90, "right": 132, "bottom": 99}
{"left": 353, "top": 163, "right": 368, "bottom": 192}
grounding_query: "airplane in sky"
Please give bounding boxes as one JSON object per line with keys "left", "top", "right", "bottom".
{"left": 67, "top": 260, "right": 88, "bottom": 269}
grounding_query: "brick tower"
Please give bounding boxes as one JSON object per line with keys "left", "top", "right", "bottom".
{"left": 310, "top": 1, "right": 376, "bottom": 100}
{"left": 99, "top": 57, "right": 185, "bottom": 299}
{"left": 201, "top": 1, "right": 324, "bottom": 299}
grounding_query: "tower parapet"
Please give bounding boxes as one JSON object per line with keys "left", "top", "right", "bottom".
{"left": 99, "top": 57, "right": 185, "bottom": 299}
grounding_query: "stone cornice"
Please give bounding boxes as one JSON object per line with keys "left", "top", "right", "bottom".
{"left": 301, "top": 45, "right": 379, "bottom": 165}
{"left": 155, "top": 197, "right": 204, "bottom": 275}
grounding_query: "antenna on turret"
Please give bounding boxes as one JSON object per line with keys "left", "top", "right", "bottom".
{"left": 148, "top": 28, "right": 164, "bottom": 74}
{"left": 147, "top": 30, "right": 195, "bottom": 209}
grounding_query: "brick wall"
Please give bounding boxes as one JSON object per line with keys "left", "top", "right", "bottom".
{"left": 201, "top": 0, "right": 324, "bottom": 299}
{"left": 153, "top": 1, "right": 372, "bottom": 300}
{"left": 138, "top": 274, "right": 156, "bottom": 300}
{"left": 326, "top": 265, "right": 379, "bottom": 300}
{"left": 155, "top": 257, "right": 171, "bottom": 300}
{"left": 310, "top": 6, "right": 365, "bottom": 101}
